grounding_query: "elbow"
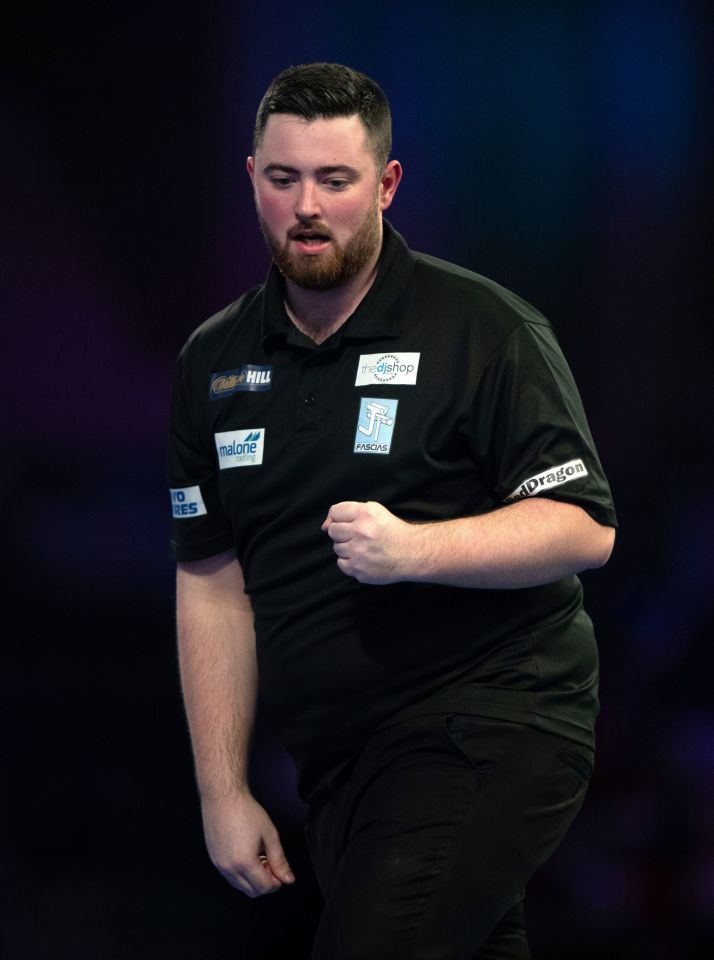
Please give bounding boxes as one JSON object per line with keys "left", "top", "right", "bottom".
{"left": 586, "top": 524, "right": 616, "bottom": 569}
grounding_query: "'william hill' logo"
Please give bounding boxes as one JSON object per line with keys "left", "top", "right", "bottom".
{"left": 210, "top": 365, "right": 272, "bottom": 399}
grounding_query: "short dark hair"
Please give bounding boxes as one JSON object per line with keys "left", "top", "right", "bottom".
{"left": 253, "top": 62, "right": 392, "bottom": 170}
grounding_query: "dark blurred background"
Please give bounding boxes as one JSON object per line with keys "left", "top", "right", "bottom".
{"left": 3, "top": 1, "right": 712, "bottom": 957}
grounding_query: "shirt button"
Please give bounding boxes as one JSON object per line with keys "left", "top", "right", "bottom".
{"left": 304, "top": 393, "right": 316, "bottom": 406}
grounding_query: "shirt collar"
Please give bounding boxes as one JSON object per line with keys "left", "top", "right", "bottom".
{"left": 261, "top": 219, "right": 415, "bottom": 349}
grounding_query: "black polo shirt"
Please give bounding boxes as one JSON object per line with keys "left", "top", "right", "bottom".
{"left": 168, "top": 221, "right": 617, "bottom": 802}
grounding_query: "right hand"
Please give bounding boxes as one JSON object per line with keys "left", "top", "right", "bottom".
{"left": 200, "top": 792, "right": 296, "bottom": 897}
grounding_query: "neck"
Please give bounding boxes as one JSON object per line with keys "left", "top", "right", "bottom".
{"left": 283, "top": 244, "right": 382, "bottom": 346}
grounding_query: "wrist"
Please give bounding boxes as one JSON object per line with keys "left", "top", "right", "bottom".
{"left": 198, "top": 780, "right": 252, "bottom": 805}
{"left": 402, "top": 521, "right": 435, "bottom": 582}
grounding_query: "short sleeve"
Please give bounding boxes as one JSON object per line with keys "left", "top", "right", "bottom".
{"left": 466, "top": 320, "right": 617, "bottom": 528}
{"left": 166, "top": 347, "right": 235, "bottom": 561}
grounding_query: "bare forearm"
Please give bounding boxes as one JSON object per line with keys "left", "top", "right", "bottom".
{"left": 323, "top": 497, "right": 615, "bottom": 588}
{"left": 404, "top": 499, "right": 615, "bottom": 588}
{"left": 177, "top": 550, "right": 257, "bottom": 799}
{"left": 176, "top": 551, "right": 295, "bottom": 895}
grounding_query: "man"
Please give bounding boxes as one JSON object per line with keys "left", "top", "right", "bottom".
{"left": 168, "top": 63, "right": 617, "bottom": 959}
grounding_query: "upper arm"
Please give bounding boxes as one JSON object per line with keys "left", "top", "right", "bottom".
{"left": 177, "top": 549, "right": 254, "bottom": 620}
{"left": 532, "top": 498, "right": 616, "bottom": 569}
{"left": 168, "top": 348, "right": 235, "bottom": 563}
{"left": 467, "top": 321, "right": 617, "bottom": 531}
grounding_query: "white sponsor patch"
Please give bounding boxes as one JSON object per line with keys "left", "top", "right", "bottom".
{"left": 355, "top": 352, "right": 420, "bottom": 386}
{"left": 504, "top": 459, "right": 588, "bottom": 503}
{"left": 215, "top": 428, "right": 265, "bottom": 469}
{"left": 170, "top": 485, "right": 207, "bottom": 518}
{"left": 354, "top": 398, "right": 398, "bottom": 454}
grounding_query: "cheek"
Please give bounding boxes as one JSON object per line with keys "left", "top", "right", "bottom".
{"left": 334, "top": 195, "right": 377, "bottom": 230}
{"left": 257, "top": 190, "right": 290, "bottom": 225}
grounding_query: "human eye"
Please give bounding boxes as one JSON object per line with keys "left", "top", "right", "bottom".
{"left": 325, "top": 178, "right": 350, "bottom": 191}
{"left": 269, "top": 175, "right": 294, "bottom": 189}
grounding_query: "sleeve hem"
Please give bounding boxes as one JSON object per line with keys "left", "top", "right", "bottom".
{"left": 171, "top": 534, "right": 236, "bottom": 563}
{"left": 528, "top": 493, "right": 618, "bottom": 529}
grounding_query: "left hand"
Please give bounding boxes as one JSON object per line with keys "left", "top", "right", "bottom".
{"left": 321, "top": 500, "right": 413, "bottom": 584}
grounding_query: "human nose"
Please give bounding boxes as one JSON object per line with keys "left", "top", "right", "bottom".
{"left": 294, "top": 180, "right": 320, "bottom": 220}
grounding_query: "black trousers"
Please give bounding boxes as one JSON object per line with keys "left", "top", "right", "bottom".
{"left": 305, "top": 713, "right": 593, "bottom": 960}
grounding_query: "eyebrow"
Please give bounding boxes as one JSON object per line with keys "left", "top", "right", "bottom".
{"left": 262, "top": 163, "right": 361, "bottom": 178}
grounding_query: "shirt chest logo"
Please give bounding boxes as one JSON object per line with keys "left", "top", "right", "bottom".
{"left": 354, "top": 398, "right": 398, "bottom": 455}
{"left": 355, "top": 353, "right": 420, "bottom": 386}
{"left": 210, "top": 365, "right": 272, "bottom": 399}
{"left": 215, "top": 428, "right": 265, "bottom": 468}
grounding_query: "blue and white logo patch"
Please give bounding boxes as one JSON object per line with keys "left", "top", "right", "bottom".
{"left": 170, "top": 486, "right": 207, "bottom": 518}
{"left": 215, "top": 428, "right": 265, "bottom": 469}
{"left": 354, "top": 398, "right": 398, "bottom": 455}
{"left": 209, "top": 365, "right": 272, "bottom": 399}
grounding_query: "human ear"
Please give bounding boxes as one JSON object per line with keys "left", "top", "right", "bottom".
{"left": 379, "top": 160, "right": 403, "bottom": 210}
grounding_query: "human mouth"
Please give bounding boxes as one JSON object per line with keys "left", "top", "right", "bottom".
{"left": 289, "top": 229, "right": 332, "bottom": 254}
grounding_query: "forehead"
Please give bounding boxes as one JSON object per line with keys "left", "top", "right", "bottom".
{"left": 257, "top": 113, "right": 374, "bottom": 169}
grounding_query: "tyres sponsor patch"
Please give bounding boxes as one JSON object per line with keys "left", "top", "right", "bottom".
{"left": 170, "top": 486, "right": 207, "bottom": 518}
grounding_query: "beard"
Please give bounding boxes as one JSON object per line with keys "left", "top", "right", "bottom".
{"left": 258, "top": 202, "right": 382, "bottom": 291}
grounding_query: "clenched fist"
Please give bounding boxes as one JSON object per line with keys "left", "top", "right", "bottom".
{"left": 321, "top": 500, "right": 416, "bottom": 584}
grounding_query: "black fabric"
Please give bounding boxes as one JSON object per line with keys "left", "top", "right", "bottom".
{"left": 167, "top": 221, "right": 616, "bottom": 801}
{"left": 305, "top": 713, "right": 593, "bottom": 959}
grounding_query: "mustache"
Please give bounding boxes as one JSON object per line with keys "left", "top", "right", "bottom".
{"left": 287, "top": 222, "right": 334, "bottom": 240}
